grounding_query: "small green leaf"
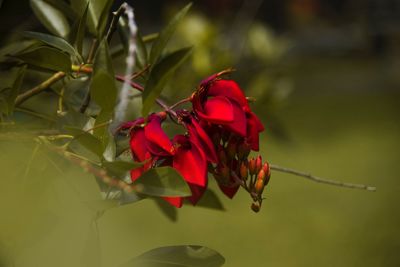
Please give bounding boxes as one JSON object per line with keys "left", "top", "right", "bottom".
{"left": 30, "top": 0, "right": 71, "bottom": 38}
{"left": 23, "top": 31, "right": 78, "bottom": 59}
{"left": 133, "top": 166, "right": 191, "bottom": 197}
{"left": 13, "top": 46, "right": 71, "bottom": 72}
{"left": 119, "top": 245, "right": 225, "bottom": 267}
{"left": 90, "top": 39, "right": 117, "bottom": 111}
{"left": 149, "top": 3, "right": 192, "bottom": 64}
{"left": 65, "top": 127, "right": 104, "bottom": 158}
{"left": 70, "top": 0, "right": 113, "bottom": 37}
{"left": 7, "top": 66, "right": 27, "bottom": 114}
{"left": 102, "top": 160, "right": 142, "bottom": 176}
{"left": 142, "top": 47, "right": 192, "bottom": 116}
{"left": 73, "top": 4, "right": 89, "bottom": 55}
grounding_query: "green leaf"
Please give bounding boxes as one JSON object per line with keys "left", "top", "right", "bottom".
{"left": 149, "top": 3, "right": 192, "bottom": 64}
{"left": 142, "top": 47, "right": 192, "bottom": 116}
{"left": 42, "top": 0, "right": 77, "bottom": 20}
{"left": 65, "top": 127, "right": 104, "bottom": 158}
{"left": 30, "top": 0, "right": 71, "bottom": 38}
{"left": 136, "top": 30, "right": 148, "bottom": 68}
{"left": 73, "top": 4, "right": 89, "bottom": 56}
{"left": 70, "top": 0, "right": 113, "bottom": 37}
{"left": 102, "top": 160, "right": 142, "bottom": 176}
{"left": 90, "top": 39, "right": 117, "bottom": 111}
{"left": 119, "top": 246, "right": 225, "bottom": 267}
{"left": 23, "top": 31, "right": 78, "bottom": 59}
{"left": 6, "top": 66, "right": 27, "bottom": 114}
{"left": 154, "top": 199, "right": 178, "bottom": 222}
{"left": 133, "top": 166, "right": 191, "bottom": 197}
{"left": 13, "top": 46, "right": 71, "bottom": 72}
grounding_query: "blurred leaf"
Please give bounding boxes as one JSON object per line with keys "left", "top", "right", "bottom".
{"left": 142, "top": 47, "right": 192, "bottom": 116}
{"left": 42, "top": 0, "right": 77, "bottom": 20}
{"left": 194, "top": 189, "right": 225, "bottom": 211}
{"left": 136, "top": 30, "right": 148, "bottom": 68}
{"left": 96, "top": 0, "right": 113, "bottom": 37}
{"left": 0, "top": 40, "right": 39, "bottom": 63}
{"left": 133, "top": 166, "right": 191, "bottom": 197}
{"left": 13, "top": 46, "right": 71, "bottom": 72}
{"left": 72, "top": 4, "right": 89, "bottom": 56}
{"left": 23, "top": 31, "right": 78, "bottom": 59}
{"left": 90, "top": 39, "right": 117, "bottom": 111}
{"left": 102, "top": 160, "right": 142, "bottom": 177}
{"left": 154, "top": 198, "right": 178, "bottom": 222}
{"left": 102, "top": 134, "right": 116, "bottom": 161}
{"left": 30, "top": 0, "right": 70, "bottom": 38}
{"left": 65, "top": 127, "right": 104, "bottom": 158}
{"left": 93, "top": 109, "right": 112, "bottom": 148}
{"left": 119, "top": 245, "right": 225, "bottom": 267}
{"left": 119, "top": 190, "right": 146, "bottom": 205}
{"left": 70, "top": 0, "right": 113, "bottom": 37}
{"left": 6, "top": 65, "right": 27, "bottom": 114}
{"left": 149, "top": 3, "right": 192, "bottom": 64}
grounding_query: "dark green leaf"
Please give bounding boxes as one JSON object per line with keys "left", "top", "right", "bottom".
{"left": 92, "top": 109, "right": 112, "bottom": 147}
{"left": 30, "top": 0, "right": 70, "bottom": 38}
{"left": 142, "top": 47, "right": 192, "bottom": 116}
{"left": 73, "top": 4, "right": 89, "bottom": 55}
{"left": 13, "top": 46, "right": 71, "bottom": 72}
{"left": 42, "top": 0, "right": 77, "bottom": 20}
{"left": 65, "top": 127, "right": 104, "bottom": 158}
{"left": 70, "top": 0, "right": 113, "bottom": 36}
{"left": 154, "top": 199, "right": 178, "bottom": 222}
{"left": 96, "top": 0, "right": 113, "bottom": 37}
{"left": 23, "top": 31, "right": 78, "bottom": 59}
{"left": 136, "top": 30, "right": 148, "bottom": 68}
{"left": 119, "top": 245, "right": 225, "bottom": 267}
{"left": 133, "top": 166, "right": 191, "bottom": 197}
{"left": 149, "top": 3, "right": 192, "bottom": 64}
{"left": 102, "top": 160, "right": 142, "bottom": 176}
{"left": 194, "top": 189, "right": 226, "bottom": 211}
{"left": 90, "top": 39, "right": 117, "bottom": 111}
{"left": 7, "top": 66, "right": 27, "bottom": 114}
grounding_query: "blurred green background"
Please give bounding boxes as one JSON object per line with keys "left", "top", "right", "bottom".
{"left": 1, "top": 0, "right": 400, "bottom": 266}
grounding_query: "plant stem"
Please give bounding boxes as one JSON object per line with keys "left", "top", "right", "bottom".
{"left": 169, "top": 97, "right": 191, "bottom": 110}
{"left": 269, "top": 164, "right": 376, "bottom": 191}
{"left": 105, "top": 4, "right": 128, "bottom": 43}
{"left": 14, "top": 71, "right": 66, "bottom": 106}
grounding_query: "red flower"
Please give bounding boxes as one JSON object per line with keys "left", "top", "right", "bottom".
{"left": 192, "top": 78, "right": 264, "bottom": 151}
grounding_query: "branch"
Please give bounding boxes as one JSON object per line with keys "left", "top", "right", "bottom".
{"left": 269, "top": 164, "right": 376, "bottom": 192}
{"left": 15, "top": 71, "right": 66, "bottom": 106}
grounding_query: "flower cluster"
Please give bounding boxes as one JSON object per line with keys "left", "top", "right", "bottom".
{"left": 121, "top": 71, "right": 271, "bottom": 212}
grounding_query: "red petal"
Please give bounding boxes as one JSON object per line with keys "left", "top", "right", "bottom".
{"left": 246, "top": 112, "right": 264, "bottom": 151}
{"left": 130, "top": 128, "right": 148, "bottom": 161}
{"left": 197, "top": 96, "right": 234, "bottom": 123}
{"left": 208, "top": 80, "right": 249, "bottom": 109}
{"left": 187, "top": 183, "right": 207, "bottom": 205}
{"left": 187, "top": 118, "right": 218, "bottom": 163}
{"left": 173, "top": 137, "right": 207, "bottom": 187}
{"left": 218, "top": 182, "right": 240, "bottom": 199}
{"left": 145, "top": 115, "right": 175, "bottom": 156}
{"left": 163, "top": 197, "right": 183, "bottom": 208}
{"left": 223, "top": 101, "right": 247, "bottom": 137}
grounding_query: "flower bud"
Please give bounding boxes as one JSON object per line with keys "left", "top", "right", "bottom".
{"left": 240, "top": 162, "right": 248, "bottom": 180}
{"left": 157, "top": 111, "right": 167, "bottom": 119}
{"left": 237, "top": 141, "right": 251, "bottom": 159}
{"left": 262, "top": 162, "right": 270, "bottom": 177}
{"left": 257, "top": 169, "right": 266, "bottom": 181}
{"left": 251, "top": 202, "right": 260, "bottom": 213}
{"left": 217, "top": 147, "right": 227, "bottom": 164}
{"left": 248, "top": 157, "right": 256, "bottom": 175}
{"left": 255, "top": 171, "right": 265, "bottom": 194}
{"left": 226, "top": 139, "right": 237, "bottom": 159}
{"left": 255, "top": 155, "right": 262, "bottom": 173}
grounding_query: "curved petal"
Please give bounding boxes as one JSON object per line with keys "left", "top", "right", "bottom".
{"left": 246, "top": 112, "right": 264, "bottom": 151}
{"left": 187, "top": 118, "right": 218, "bottom": 163}
{"left": 197, "top": 96, "right": 234, "bottom": 123}
{"left": 130, "top": 128, "right": 148, "bottom": 161}
{"left": 187, "top": 183, "right": 207, "bottom": 205}
{"left": 144, "top": 115, "right": 175, "bottom": 156}
{"left": 208, "top": 80, "right": 249, "bottom": 109}
{"left": 223, "top": 100, "right": 247, "bottom": 137}
{"left": 163, "top": 197, "right": 183, "bottom": 208}
{"left": 173, "top": 136, "right": 207, "bottom": 187}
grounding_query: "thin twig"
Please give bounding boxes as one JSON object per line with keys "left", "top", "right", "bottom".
{"left": 269, "top": 164, "right": 376, "bottom": 191}
{"left": 86, "top": 38, "right": 98, "bottom": 64}
{"left": 15, "top": 71, "right": 66, "bottom": 106}
{"left": 130, "top": 64, "right": 150, "bottom": 79}
{"left": 169, "top": 97, "right": 191, "bottom": 110}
